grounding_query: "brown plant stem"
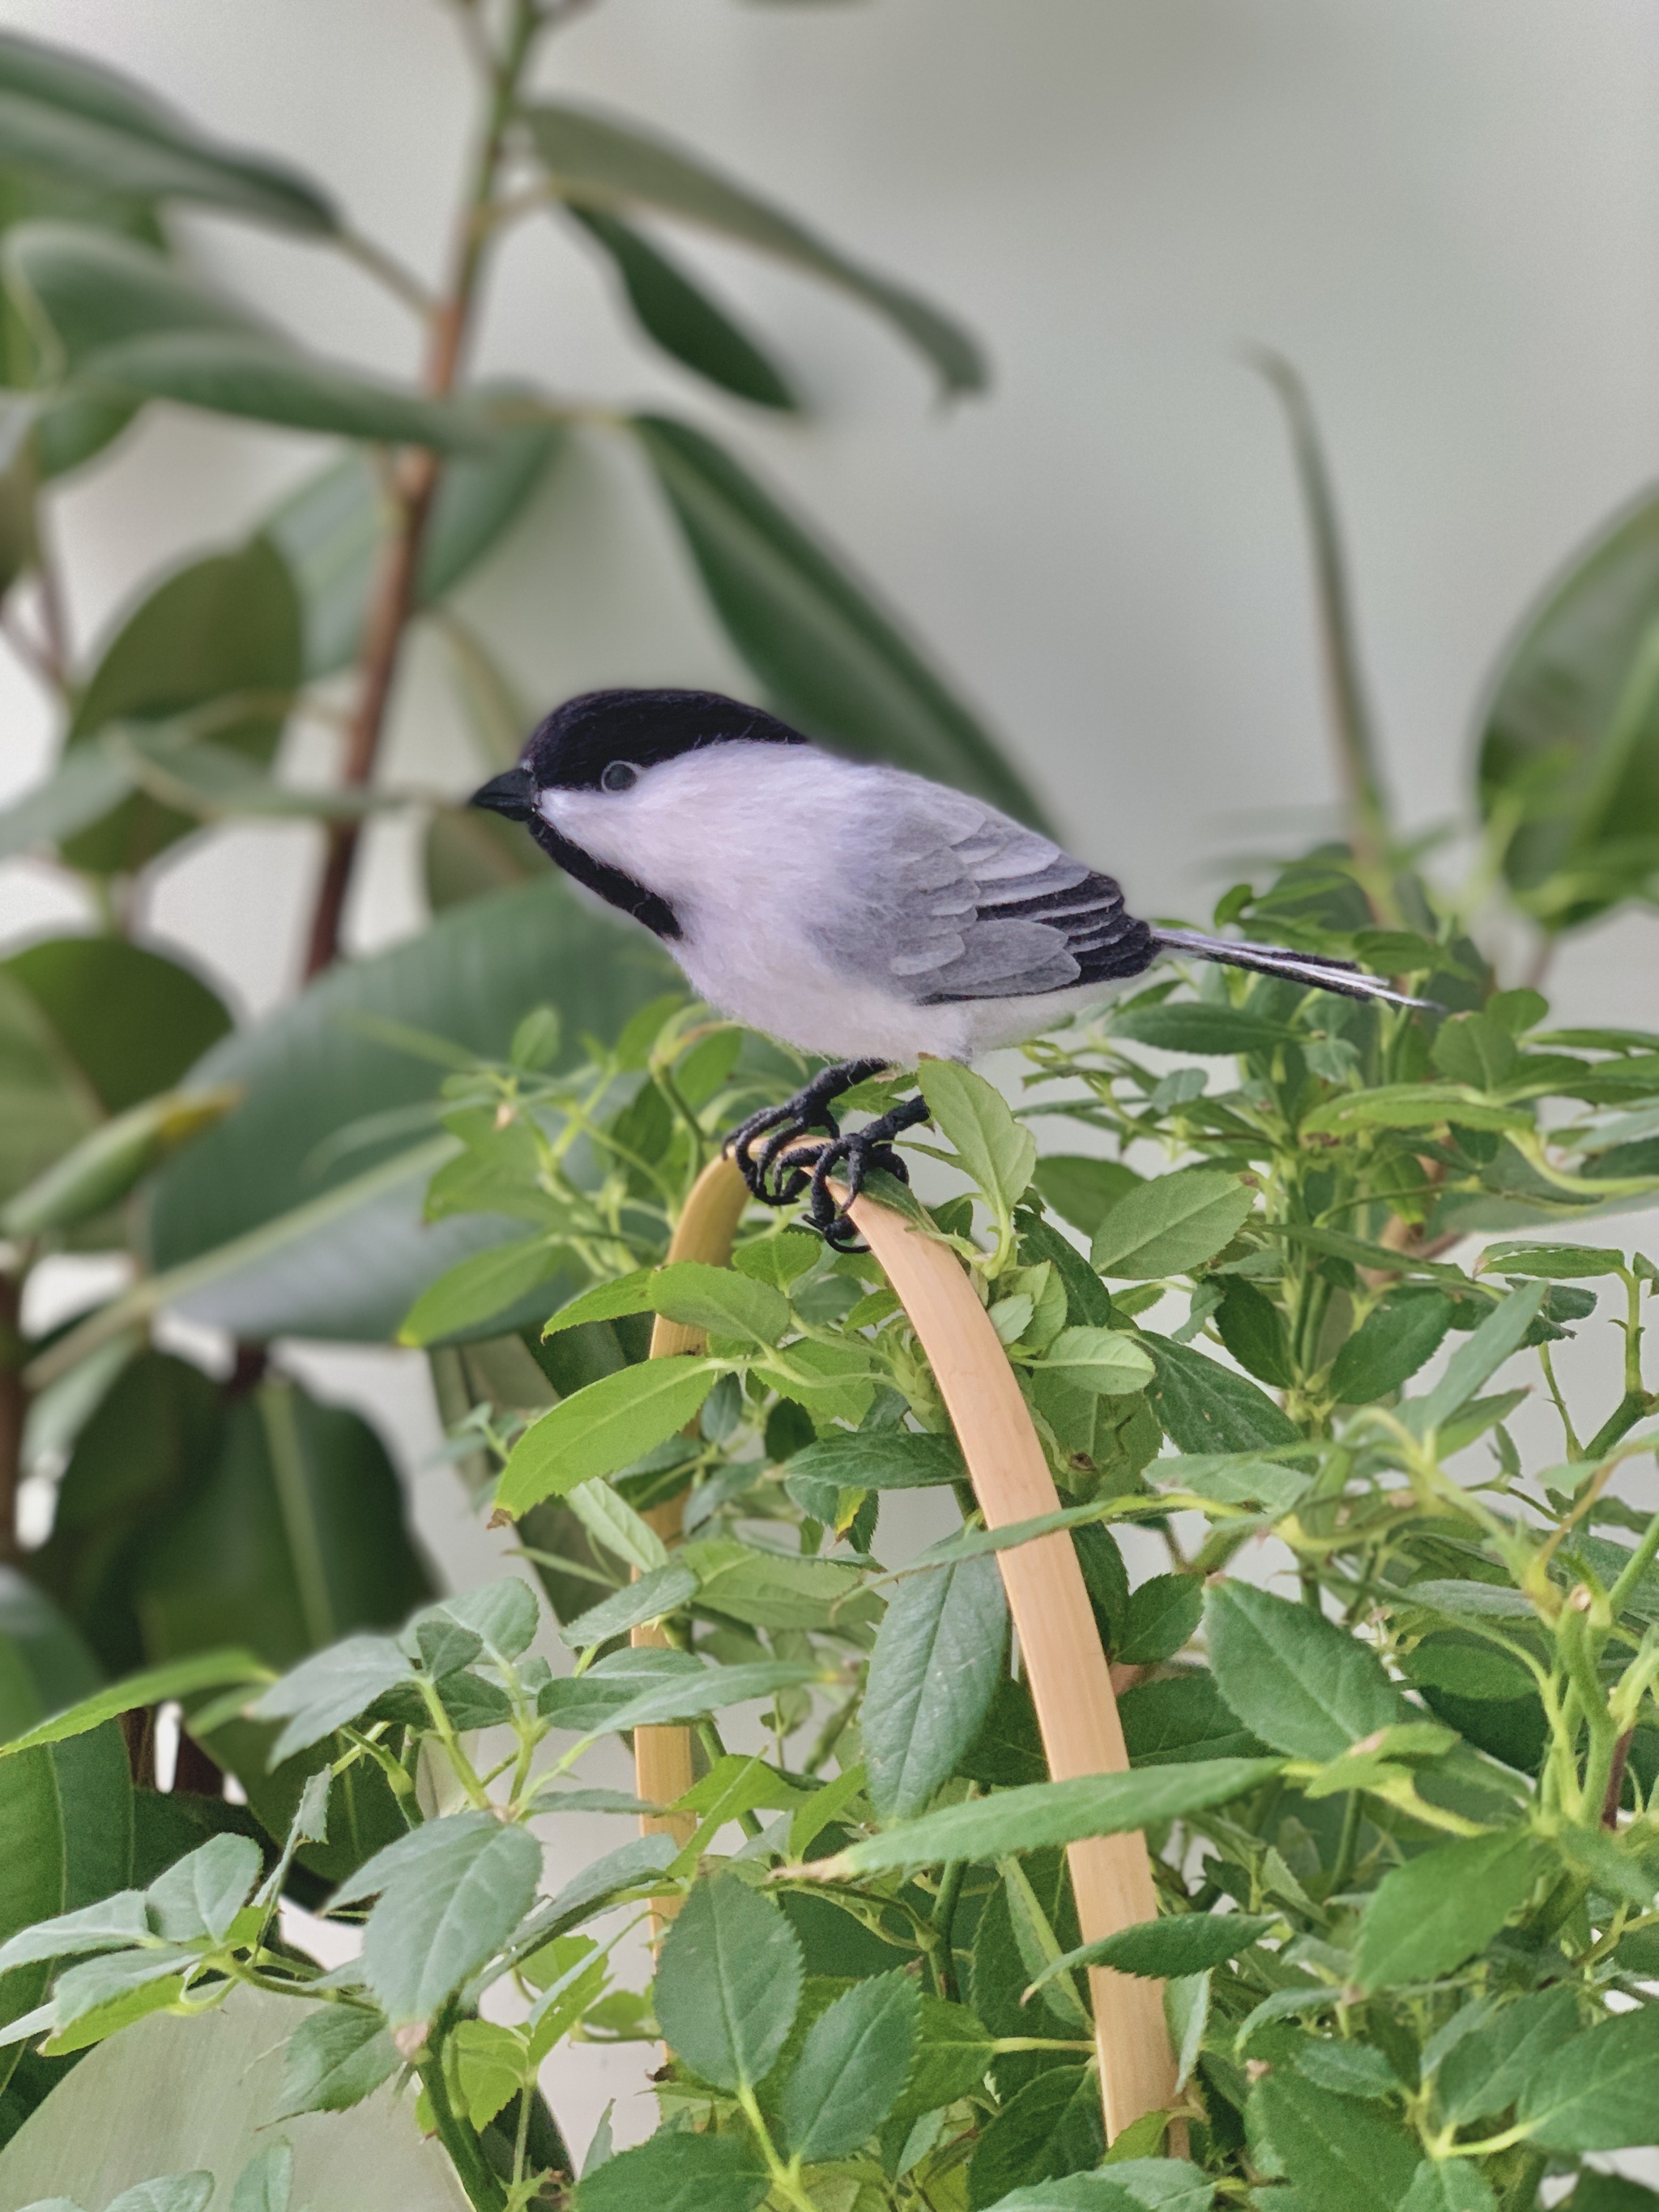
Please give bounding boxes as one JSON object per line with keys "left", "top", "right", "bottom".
{"left": 1602, "top": 1727, "right": 1635, "bottom": 1830}
{"left": 302, "top": 0, "right": 542, "bottom": 978}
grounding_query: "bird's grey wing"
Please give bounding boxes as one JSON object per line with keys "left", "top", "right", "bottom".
{"left": 817, "top": 786, "right": 1155, "bottom": 1003}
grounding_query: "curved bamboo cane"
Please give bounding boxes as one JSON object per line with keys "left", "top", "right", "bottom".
{"left": 632, "top": 1156, "right": 750, "bottom": 1876}
{"left": 633, "top": 1155, "right": 1175, "bottom": 2137}
{"left": 843, "top": 1187, "right": 1176, "bottom": 2141}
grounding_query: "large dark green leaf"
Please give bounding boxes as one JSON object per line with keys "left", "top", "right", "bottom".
{"left": 568, "top": 206, "right": 795, "bottom": 409}
{"left": 861, "top": 1555, "right": 1008, "bottom": 1818}
{"left": 1145, "top": 1338, "right": 1300, "bottom": 1455}
{"left": 1247, "top": 2069, "right": 1419, "bottom": 2211}
{"left": 1205, "top": 1581, "right": 1401, "bottom": 1760}
{"left": 966, "top": 2065, "right": 1103, "bottom": 2208}
{"left": 0, "top": 33, "right": 335, "bottom": 230}
{"left": 653, "top": 1874, "right": 803, "bottom": 2092}
{"left": 4, "top": 220, "right": 252, "bottom": 369}
{"left": 143, "top": 874, "right": 676, "bottom": 1340}
{"left": 0, "top": 1572, "right": 131, "bottom": 2109}
{"left": 1478, "top": 486, "right": 1659, "bottom": 927}
{"left": 56, "top": 534, "right": 301, "bottom": 875}
{"left": 527, "top": 103, "right": 983, "bottom": 397}
{"left": 631, "top": 415, "right": 1043, "bottom": 824}
{"left": 0, "top": 937, "right": 229, "bottom": 1206}
{"left": 1354, "top": 1832, "right": 1538, "bottom": 1989}
{"left": 263, "top": 405, "right": 568, "bottom": 679}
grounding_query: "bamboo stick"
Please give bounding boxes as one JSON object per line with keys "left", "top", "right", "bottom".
{"left": 632, "top": 1157, "right": 751, "bottom": 1877}
{"left": 845, "top": 1188, "right": 1178, "bottom": 2142}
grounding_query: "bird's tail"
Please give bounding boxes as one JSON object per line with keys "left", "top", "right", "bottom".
{"left": 1153, "top": 928, "right": 1433, "bottom": 1011}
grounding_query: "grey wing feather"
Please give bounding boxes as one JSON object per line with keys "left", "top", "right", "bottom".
{"left": 820, "top": 782, "right": 1155, "bottom": 1003}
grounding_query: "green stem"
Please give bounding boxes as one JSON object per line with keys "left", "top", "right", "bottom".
{"left": 1328, "top": 1791, "right": 1364, "bottom": 1896}
{"left": 930, "top": 1859, "right": 966, "bottom": 2001}
{"left": 422, "top": 2027, "right": 509, "bottom": 2212}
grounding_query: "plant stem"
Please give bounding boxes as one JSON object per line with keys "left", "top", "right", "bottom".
{"left": 0, "top": 1269, "right": 23, "bottom": 1563}
{"left": 423, "top": 2027, "right": 510, "bottom": 2212}
{"left": 930, "top": 1857, "right": 966, "bottom": 2001}
{"left": 303, "top": 0, "right": 542, "bottom": 977}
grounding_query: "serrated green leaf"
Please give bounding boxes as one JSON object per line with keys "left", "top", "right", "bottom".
{"left": 272, "top": 2001, "right": 398, "bottom": 2118}
{"left": 497, "top": 1356, "right": 720, "bottom": 1515}
{"left": 574, "top": 2129, "right": 772, "bottom": 2212}
{"left": 863, "top": 1555, "right": 1008, "bottom": 1819}
{"left": 1205, "top": 1581, "right": 1401, "bottom": 1760}
{"left": 918, "top": 1063, "right": 1037, "bottom": 1214}
{"left": 1145, "top": 1338, "right": 1300, "bottom": 1454}
{"left": 1116, "top": 1574, "right": 1202, "bottom": 1666}
{"left": 361, "top": 1819, "right": 541, "bottom": 2027}
{"left": 251, "top": 1635, "right": 410, "bottom": 1766}
{"left": 779, "top": 1968, "right": 919, "bottom": 2160}
{"left": 1038, "top": 1326, "right": 1155, "bottom": 1397}
{"left": 1247, "top": 2069, "right": 1419, "bottom": 2211}
{"left": 0, "top": 1650, "right": 267, "bottom": 1762}
{"left": 1328, "top": 1290, "right": 1456, "bottom": 1403}
{"left": 146, "top": 1834, "right": 261, "bottom": 1944}
{"left": 1030, "top": 1912, "right": 1276, "bottom": 1991}
{"left": 1405, "top": 1282, "right": 1547, "bottom": 1436}
{"left": 1354, "top": 1831, "right": 1538, "bottom": 1989}
{"left": 654, "top": 1874, "right": 802, "bottom": 2091}
{"left": 1517, "top": 2003, "right": 1659, "bottom": 2149}
{"left": 397, "top": 1234, "right": 565, "bottom": 1346}
{"left": 1090, "top": 1170, "right": 1255, "bottom": 1280}
{"left": 1435, "top": 1986, "right": 1580, "bottom": 2127}
{"left": 558, "top": 1561, "right": 699, "bottom": 1651}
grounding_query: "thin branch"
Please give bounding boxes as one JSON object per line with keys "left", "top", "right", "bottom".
{"left": 334, "top": 228, "right": 441, "bottom": 320}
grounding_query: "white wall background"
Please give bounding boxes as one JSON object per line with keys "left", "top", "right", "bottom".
{"left": 5, "top": 0, "right": 1659, "bottom": 2169}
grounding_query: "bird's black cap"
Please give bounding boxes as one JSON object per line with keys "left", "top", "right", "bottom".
{"left": 519, "top": 688, "right": 806, "bottom": 792}
{"left": 471, "top": 765, "right": 535, "bottom": 820}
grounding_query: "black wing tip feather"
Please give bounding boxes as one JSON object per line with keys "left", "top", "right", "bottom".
{"left": 1152, "top": 928, "right": 1435, "bottom": 1011}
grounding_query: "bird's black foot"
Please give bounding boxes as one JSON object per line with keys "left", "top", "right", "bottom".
{"left": 774, "top": 1095, "right": 932, "bottom": 1251}
{"left": 726, "top": 1059, "right": 889, "bottom": 1208}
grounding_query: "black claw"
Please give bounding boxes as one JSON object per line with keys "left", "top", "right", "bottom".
{"left": 725, "top": 1058, "right": 888, "bottom": 1208}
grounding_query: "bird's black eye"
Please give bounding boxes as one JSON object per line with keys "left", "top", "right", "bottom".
{"left": 600, "top": 761, "right": 638, "bottom": 794}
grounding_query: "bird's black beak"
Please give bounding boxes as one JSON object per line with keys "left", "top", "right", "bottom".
{"left": 471, "top": 766, "right": 535, "bottom": 822}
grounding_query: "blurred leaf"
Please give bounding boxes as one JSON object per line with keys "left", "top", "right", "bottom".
{"left": 1478, "top": 486, "right": 1659, "bottom": 927}
{"left": 262, "top": 404, "right": 568, "bottom": 680}
{"left": 497, "top": 1357, "right": 719, "bottom": 1516}
{"left": 1435, "top": 1987, "right": 1579, "bottom": 2127}
{"left": 2, "top": 1085, "right": 237, "bottom": 1238}
{"left": 654, "top": 1874, "right": 802, "bottom": 2092}
{"left": 1205, "top": 1581, "right": 1401, "bottom": 1759}
{"left": 568, "top": 206, "right": 795, "bottom": 408}
{"left": 143, "top": 874, "right": 675, "bottom": 1340}
{"left": 818, "top": 1759, "right": 1282, "bottom": 1875}
{"left": 1517, "top": 2005, "right": 1659, "bottom": 2150}
{"left": 0, "top": 1572, "right": 132, "bottom": 2105}
{"left": 1109, "top": 1004, "right": 1296, "bottom": 1056}
{"left": 528, "top": 102, "right": 983, "bottom": 396}
{"left": 56, "top": 535, "right": 300, "bottom": 875}
{"left": 632, "top": 415, "right": 1043, "bottom": 823}
{"left": 5, "top": 220, "right": 251, "bottom": 369}
{"left": 5, "top": 937, "right": 230, "bottom": 1119}
{"left": 863, "top": 1554, "right": 1007, "bottom": 1818}
{"left": 398, "top": 1235, "right": 566, "bottom": 1347}
{"left": 966, "top": 2065, "right": 1103, "bottom": 2208}
{"left": 1354, "top": 1833, "right": 1538, "bottom": 1990}
{"left": 779, "top": 1970, "right": 919, "bottom": 2160}
{"left": 0, "top": 35, "right": 335, "bottom": 229}
{"left": 1090, "top": 1169, "right": 1255, "bottom": 1280}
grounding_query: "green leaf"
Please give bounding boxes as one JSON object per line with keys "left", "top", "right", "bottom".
{"left": 917, "top": 1063, "right": 1036, "bottom": 1213}
{"left": 779, "top": 1968, "right": 919, "bottom": 2160}
{"left": 647, "top": 1261, "right": 791, "bottom": 1346}
{"left": 631, "top": 416, "right": 1043, "bottom": 824}
{"left": 1030, "top": 1156, "right": 1142, "bottom": 1239}
{"left": 1033, "top": 1912, "right": 1277, "bottom": 1988}
{"left": 264, "top": 404, "right": 566, "bottom": 680}
{"left": 398, "top": 1236, "right": 566, "bottom": 1346}
{"left": 1354, "top": 1831, "right": 1538, "bottom": 1989}
{"left": 1397, "top": 2160, "right": 1496, "bottom": 2212}
{"left": 0, "top": 36, "right": 334, "bottom": 229}
{"left": 1517, "top": 2003, "right": 1659, "bottom": 2149}
{"left": 815, "top": 1758, "right": 1282, "bottom": 1875}
{"left": 272, "top": 2001, "right": 399, "bottom": 2118}
{"left": 251, "top": 1636, "right": 410, "bottom": 1765}
{"left": 783, "top": 1430, "right": 963, "bottom": 1499}
{"left": 1247, "top": 2069, "right": 1420, "bottom": 2212}
{"left": 863, "top": 1555, "right": 1008, "bottom": 1818}
{"left": 1090, "top": 1169, "right": 1255, "bottom": 1280}
{"left": 527, "top": 103, "right": 983, "bottom": 397}
{"left": 574, "top": 2129, "right": 772, "bottom": 2212}
{"left": 973, "top": 2169, "right": 1214, "bottom": 2212}
{"left": 1478, "top": 485, "right": 1659, "bottom": 926}
{"left": 558, "top": 1562, "right": 699, "bottom": 1652}
{"left": 1405, "top": 1282, "right": 1548, "bottom": 1436}
{"left": 1151, "top": 1453, "right": 1312, "bottom": 1513}
{"left": 104, "top": 2183, "right": 214, "bottom": 2212}
{"left": 1038, "top": 1326, "right": 1155, "bottom": 1397}
{"left": 227, "top": 2142, "right": 291, "bottom": 2212}
{"left": 542, "top": 1268, "right": 660, "bottom": 1337}
{"left": 1205, "top": 1581, "right": 1401, "bottom": 1760}
{"left": 1109, "top": 1004, "right": 1297, "bottom": 1056}
{"left": 1116, "top": 1575, "right": 1202, "bottom": 1666}
{"left": 497, "top": 1357, "right": 719, "bottom": 1515}
{"left": 0, "top": 1649, "right": 266, "bottom": 1761}
{"left": 53, "top": 532, "right": 300, "bottom": 876}
{"left": 139, "top": 875, "right": 676, "bottom": 1342}
{"left": 1213, "top": 1276, "right": 1293, "bottom": 1387}
{"left": 1435, "top": 1986, "right": 1580, "bottom": 2126}
{"left": 1478, "top": 1239, "right": 1628, "bottom": 1279}
{"left": 360, "top": 1818, "right": 541, "bottom": 2027}
{"left": 654, "top": 1874, "right": 803, "bottom": 2091}
{"left": 1328, "top": 1290, "right": 1456, "bottom": 1403}
{"left": 1300, "top": 1084, "right": 1534, "bottom": 1136}
{"left": 568, "top": 205, "right": 795, "bottom": 408}
{"left": 146, "top": 1835, "right": 260, "bottom": 1944}
{"left": 1, "top": 1085, "right": 237, "bottom": 1239}
{"left": 967, "top": 2066, "right": 1104, "bottom": 2210}
{"left": 890, "top": 1994, "right": 996, "bottom": 2123}
{"left": 1145, "top": 1339, "right": 1300, "bottom": 1454}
